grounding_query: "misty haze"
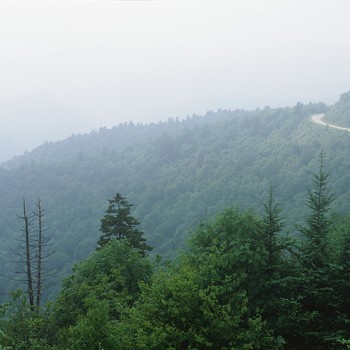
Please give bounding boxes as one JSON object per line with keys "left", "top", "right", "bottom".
{"left": 0, "top": 1, "right": 350, "bottom": 349}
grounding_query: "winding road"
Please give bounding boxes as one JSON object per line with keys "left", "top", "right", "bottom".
{"left": 311, "top": 114, "right": 350, "bottom": 132}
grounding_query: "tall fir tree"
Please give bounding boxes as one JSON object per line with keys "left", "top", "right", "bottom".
{"left": 261, "top": 186, "right": 284, "bottom": 269}
{"left": 300, "top": 150, "right": 335, "bottom": 268}
{"left": 97, "top": 193, "right": 151, "bottom": 254}
{"left": 283, "top": 151, "right": 339, "bottom": 349}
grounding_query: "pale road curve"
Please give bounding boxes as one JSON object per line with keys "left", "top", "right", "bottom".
{"left": 311, "top": 113, "right": 350, "bottom": 132}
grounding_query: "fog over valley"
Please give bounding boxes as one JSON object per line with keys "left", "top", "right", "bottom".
{"left": 1, "top": 0, "right": 350, "bottom": 162}
{"left": 0, "top": 91, "right": 97, "bottom": 162}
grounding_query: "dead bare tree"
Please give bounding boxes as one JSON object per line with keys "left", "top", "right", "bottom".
{"left": 32, "top": 198, "right": 55, "bottom": 307}
{"left": 9, "top": 198, "right": 55, "bottom": 308}
{"left": 21, "top": 198, "right": 34, "bottom": 307}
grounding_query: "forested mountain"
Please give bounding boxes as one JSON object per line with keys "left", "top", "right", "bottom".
{"left": 1, "top": 94, "right": 350, "bottom": 349}
{"left": 3, "top": 95, "right": 350, "bottom": 302}
{"left": 324, "top": 91, "right": 350, "bottom": 127}
{"left": 1, "top": 158, "right": 350, "bottom": 349}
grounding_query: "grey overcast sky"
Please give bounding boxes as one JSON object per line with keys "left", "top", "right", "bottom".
{"left": 0, "top": 0, "right": 350, "bottom": 160}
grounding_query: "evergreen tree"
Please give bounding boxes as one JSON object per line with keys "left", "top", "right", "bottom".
{"left": 97, "top": 193, "right": 151, "bottom": 254}
{"left": 261, "top": 186, "right": 284, "bottom": 269}
{"left": 282, "top": 152, "right": 339, "bottom": 349}
{"left": 299, "top": 150, "right": 335, "bottom": 268}
{"left": 260, "top": 187, "right": 293, "bottom": 333}
{"left": 334, "top": 218, "right": 350, "bottom": 342}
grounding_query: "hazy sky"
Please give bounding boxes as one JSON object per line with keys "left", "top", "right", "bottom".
{"left": 0, "top": 0, "right": 350, "bottom": 160}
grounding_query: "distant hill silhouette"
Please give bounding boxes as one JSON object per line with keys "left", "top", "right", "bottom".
{"left": 0, "top": 91, "right": 94, "bottom": 163}
{"left": 323, "top": 91, "right": 350, "bottom": 127}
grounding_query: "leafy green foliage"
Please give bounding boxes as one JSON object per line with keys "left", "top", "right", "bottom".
{"left": 52, "top": 239, "right": 152, "bottom": 330}
{"left": 58, "top": 298, "right": 118, "bottom": 350}
{"left": 121, "top": 265, "right": 280, "bottom": 350}
{"left": 189, "top": 208, "right": 270, "bottom": 314}
{"left": 0, "top": 289, "right": 53, "bottom": 350}
{"left": 119, "top": 208, "right": 283, "bottom": 349}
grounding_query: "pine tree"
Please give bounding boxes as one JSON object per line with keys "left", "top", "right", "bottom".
{"left": 261, "top": 186, "right": 284, "bottom": 269}
{"left": 97, "top": 193, "right": 151, "bottom": 254}
{"left": 300, "top": 150, "right": 335, "bottom": 268}
{"left": 284, "top": 151, "right": 338, "bottom": 349}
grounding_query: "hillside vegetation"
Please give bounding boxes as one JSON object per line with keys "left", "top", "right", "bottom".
{"left": 3, "top": 96, "right": 350, "bottom": 301}
{"left": 1, "top": 156, "right": 350, "bottom": 349}
{"left": 1, "top": 94, "right": 350, "bottom": 348}
{"left": 324, "top": 91, "right": 350, "bottom": 127}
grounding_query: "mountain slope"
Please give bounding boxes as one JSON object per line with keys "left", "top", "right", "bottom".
{"left": 323, "top": 91, "right": 350, "bottom": 127}
{"left": 3, "top": 98, "right": 350, "bottom": 301}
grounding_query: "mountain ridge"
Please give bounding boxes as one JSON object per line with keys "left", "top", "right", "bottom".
{"left": 3, "top": 97, "right": 350, "bottom": 301}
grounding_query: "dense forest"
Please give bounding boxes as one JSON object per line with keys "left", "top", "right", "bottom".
{"left": 0, "top": 152, "right": 350, "bottom": 349}
{"left": 1, "top": 92, "right": 350, "bottom": 348}
{"left": 2, "top": 94, "right": 350, "bottom": 299}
